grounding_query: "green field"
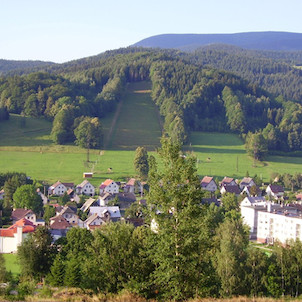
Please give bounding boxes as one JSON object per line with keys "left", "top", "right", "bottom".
{"left": 186, "top": 132, "right": 302, "bottom": 181}
{"left": 105, "top": 81, "right": 162, "bottom": 150}
{"left": 1, "top": 84, "right": 302, "bottom": 185}
{"left": 3, "top": 253, "right": 20, "bottom": 276}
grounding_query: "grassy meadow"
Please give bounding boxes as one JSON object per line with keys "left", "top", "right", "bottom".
{"left": 1, "top": 83, "right": 302, "bottom": 185}
{"left": 3, "top": 253, "right": 20, "bottom": 276}
{"left": 105, "top": 81, "right": 162, "bottom": 150}
{"left": 186, "top": 132, "right": 302, "bottom": 182}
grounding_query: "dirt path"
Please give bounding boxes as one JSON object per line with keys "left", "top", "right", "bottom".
{"left": 103, "top": 98, "right": 124, "bottom": 149}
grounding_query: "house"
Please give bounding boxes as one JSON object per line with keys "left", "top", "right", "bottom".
{"left": 84, "top": 213, "right": 106, "bottom": 230}
{"left": 266, "top": 184, "right": 284, "bottom": 200}
{"left": 124, "top": 178, "right": 143, "bottom": 194}
{"left": 0, "top": 189, "right": 4, "bottom": 200}
{"left": 239, "top": 177, "right": 256, "bottom": 190}
{"left": 48, "top": 181, "right": 74, "bottom": 196}
{"left": 202, "top": 197, "right": 220, "bottom": 206}
{"left": 241, "top": 185, "right": 262, "bottom": 197}
{"left": 56, "top": 205, "right": 79, "bottom": 226}
{"left": 99, "top": 179, "right": 119, "bottom": 194}
{"left": 76, "top": 180, "right": 95, "bottom": 196}
{"left": 49, "top": 215, "right": 71, "bottom": 241}
{"left": 89, "top": 206, "right": 121, "bottom": 222}
{"left": 221, "top": 177, "right": 236, "bottom": 187}
{"left": 99, "top": 193, "right": 115, "bottom": 206}
{"left": 0, "top": 218, "right": 36, "bottom": 253}
{"left": 296, "top": 193, "right": 302, "bottom": 201}
{"left": 11, "top": 209, "right": 45, "bottom": 226}
{"left": 200, "top": 176, "right": 217, "bottom": 192}
{"left": 220, "top": 185, "right": 241, "bottom": 196}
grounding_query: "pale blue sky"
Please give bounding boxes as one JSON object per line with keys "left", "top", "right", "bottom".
{"left": 1, "top": 0, "right": 302, "bottom": 63}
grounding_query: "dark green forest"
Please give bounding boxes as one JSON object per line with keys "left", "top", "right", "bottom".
{"left": 1, "top": 47, "right": 302, "bottom": 153}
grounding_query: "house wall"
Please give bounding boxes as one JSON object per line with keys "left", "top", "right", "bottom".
{"left": 241, "top": 206, "right": 257, "bottom": 233}
{"left": 257, "top": 211, "right": 302, "bottom": 244}
{"left": 105, "top": 183, "right": 119, "bottom": 194}
{"left": 205, "top": 181, "right": 217, "bottom": 192}
{"left": 82, "top": 183, "right": 95, "bottom": 196}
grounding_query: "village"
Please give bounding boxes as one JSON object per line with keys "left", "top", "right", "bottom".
{"left": 1, "top": 172, "right": 302, "bottom": 254}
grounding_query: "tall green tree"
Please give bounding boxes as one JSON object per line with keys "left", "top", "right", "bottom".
{"left": 74, "top": 116, "right": 103, "bottom": 149}
{"left": 214, "top": 216, "right": 249, "bottom": 296}
{"left": 17, "top": 226, "right": 55, "bottom": 281}
{"left": 147, "top": 137, "right": 204, "bottom": 300}
{"left": 13, "top": 184, "right": 43, "bottom": 213}
{"left": 245, "top": 131, "right": 268, "bottom": 161}
{"left": 134, "top": 146, "right": 149, "bottom": 180}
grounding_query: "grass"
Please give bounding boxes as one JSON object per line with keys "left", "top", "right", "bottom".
{"left": 1, "top": 89, "right": 302, "bottom": 185}
{"left": 3, "top": 253, "right": 20, "bottom": 276}
{"left": 185, "top": 132, "right": 302, "bottom": 182}
{"left": 106, "top": 81, "right": 162, "bottom": 150}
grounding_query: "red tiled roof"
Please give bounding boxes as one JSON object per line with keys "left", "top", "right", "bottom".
{"left": 221, "top": 177, "right": 234, "bottom": 184}
{"left": 51, "top": 181, "right": 63, "bottom": 189}
{"left": 0, "top": 218, "right": 36, "bottom": 237}
{"left": 50, "top": 215, "right": 71, "bottom": 230}
{"left": 100, "top": 179, "right": 114, "bottom": 188}
{"left": 201, "top": 176, "right": 213, "bottom": 186}
{"left": 126, "top": 178, "right": 136, "bottom": 186}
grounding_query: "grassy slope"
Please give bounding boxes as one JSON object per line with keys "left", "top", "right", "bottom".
{"left": 186, "top": 132, "right": 302, "bottom": 181}
{"left": 0, "top": 82, "right": 162, "bottom": 185}
{"left": 106, "top": 81, "right": 162, "bottom": 150}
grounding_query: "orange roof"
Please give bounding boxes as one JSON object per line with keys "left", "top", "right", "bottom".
{"left": 0, "top": 218, "right": 36, "bottom": 237}
{"left": 103, "top": 179, "right": 114, "bottom": 186}
{"left": 126, "top": 178, "right": 136, "bottom": 186}
{"left": 201, "top": 176, "right": 213, "bottom": 185}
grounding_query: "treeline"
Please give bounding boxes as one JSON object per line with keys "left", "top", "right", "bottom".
{"left": 0, "top": 106, "right": 9, "bottom": 122}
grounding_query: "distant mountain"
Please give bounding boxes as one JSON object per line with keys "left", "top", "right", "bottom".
{"left": 133, "top": 32, "right": 302, "bottom": 52}
{"left": 0, "top": 59, "right": 55, "bottom": 75}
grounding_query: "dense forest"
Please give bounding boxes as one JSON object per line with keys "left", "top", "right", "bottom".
{"left": 1, "top": 47, "right": 302, "bottom": 153}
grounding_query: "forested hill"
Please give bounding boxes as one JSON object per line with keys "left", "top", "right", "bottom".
{"left": 1, "top": 47, "right": 302, "bottom": 153}
{"left": 191, "top": 45, "right": 302, "bottom": 102}
{"left": 133, "top": 31, "right": 302, "bottom": 51}
{"left": 0, "top": 59, "right": 55, "bottom": 75}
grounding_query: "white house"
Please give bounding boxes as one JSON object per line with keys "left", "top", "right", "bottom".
{"left": 99, "top": 179, "right": 119, "bottom": 194}
{"left": 11, "top": 209, "right": 45, "bottom": 226}
{"left": 200, "top": 176, "right": 217, "bottom": 192}
{"left": 76, "top": 180, "right": 95, "bottom": 196}
{"left": 48, "top": 181, "right": 74, "bottom": 196}
{"left": 239, "top": 177, "right": 256, "bottom": 190}
{"left": 221, "top": 177, "right": 236, "bottom": 187}
{"left": 89, "top": 206, "right": 121, "bottom": 222}
{"left": 0, "top": 218, "right": 36, "bottom": 253}
{"left": 241, "top": 185, "right": 262, "bottom": 197}
{"left": 124, "top": 178, "right": 143, "bottom": 194}
{"left": 56, "top": 205, "right": 79, "bottom": 225}
{"left": 266, "top": 184, "right": 284, "bottom": 200}
{"left": 85, "top": 213, "right": 106, "bottom": 230}
{"left": 220, "top": 184, "right": 241, "bottom": 196}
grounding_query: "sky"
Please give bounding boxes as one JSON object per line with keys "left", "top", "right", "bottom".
{"left": 1, "top": 0, "right": 302, "bottom": 63}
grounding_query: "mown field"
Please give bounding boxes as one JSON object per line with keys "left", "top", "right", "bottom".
{"left": 3, "top": 253, "right": 20, "bottom": 276}
{"left": 186, "top": 132, "right": 302, "bottom": 182}
{"left": 104, "top": 81, "right": 162, "bottom": 150}
{"left": 1, "top": 83, "right": 302, "bottom": 185}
